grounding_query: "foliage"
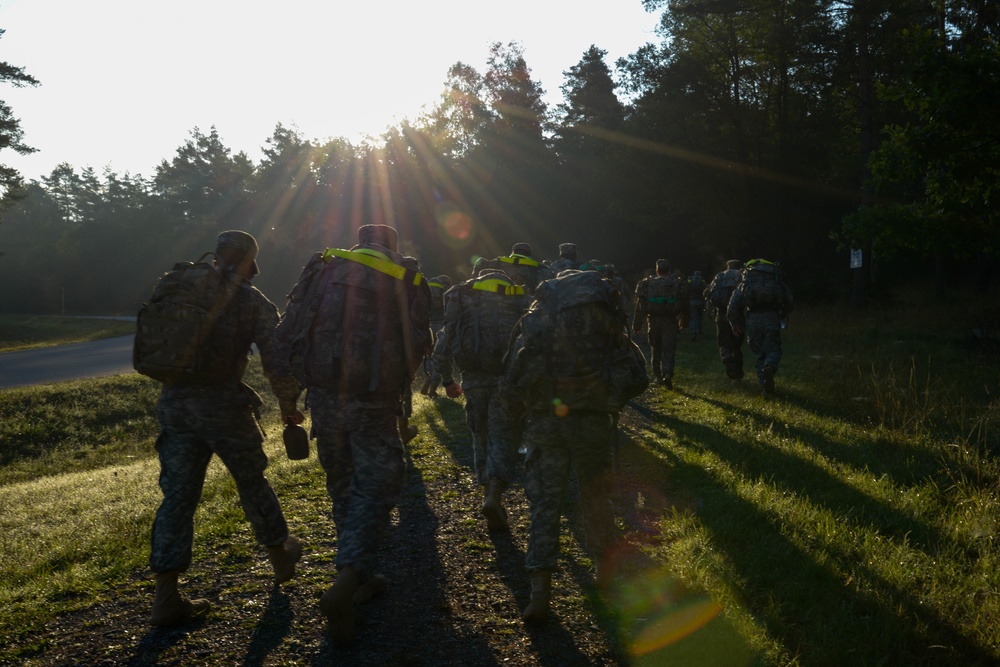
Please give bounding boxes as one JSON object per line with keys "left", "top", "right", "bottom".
{"left": 0, "top": 29, "right": 39, "bottom": 212}
{"left": 2, "top": 5, "right": 998, "bottom": 314}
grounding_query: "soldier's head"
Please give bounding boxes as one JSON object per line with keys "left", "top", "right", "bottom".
{"left": 511, "top": 242, "right": 533, "bottom": 257}
{"left": 558, "top": 243, "right": 577, "bottom": 261}
{"left": 726, "top": 259, "right": 741, "bottom": 270}
{"left": 215, "top": 230, "right": 260, "bottom": 278}
{"left": 434, "top": 274, "right": 453, "bottom": 288}
{"left": 693, "top": 270, "right": 702, "bottom": 277}
{"left": 357, "top": 224, "right": 399, "bottom": 252}
{"left": 655, "top": 258, "right": 670, "bottom": 276}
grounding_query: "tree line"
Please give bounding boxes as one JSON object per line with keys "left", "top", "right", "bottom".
{"left": 0, "top": 2, "right": 997, "bottom": 315}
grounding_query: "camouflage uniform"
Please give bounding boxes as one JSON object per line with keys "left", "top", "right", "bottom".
{"left": 150, "top": 236, "right": 301, "bottom": 574}
{"left": 687, "top": 270, "right": 706, "bottom": 340}
{"left": 432, "top": 270, "right": 530, "bottom": 485}
{"left": 275, "top": 225, "right": 431, "bottom": 581}
{"left": 308, "top": 390, "right": 406, "bottom": 573}
{"left": 420, "top": 275, "right": 453, "bottom": 396}
{"left": 478, "top": 242, "right": 554, "bottom": 296}
{"left": 633, "top": 261, "right": 689, "bottom": 386}
{"left": 727, "top": 259, "right": 793, "bottom": 394}
{"left": 707, "top": 261, "right": 745, "bottom": 379}
{"left": 499, "top": 271, "right": 625, "bottom": 576}
{"left": 520, "top": 411, "right": 614, "bottom": 571}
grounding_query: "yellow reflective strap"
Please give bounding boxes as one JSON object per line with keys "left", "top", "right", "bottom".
{"left": 321, "top": 248, "right": 425, "bottom": 286}
{"left": 428, "top": 281, "right": 445, "bottom": 290}
{"left": 472, "top": 278, "right": 525, "bottom": 296}
{"left": 501, "top": 254, "right": 539, "bottom": 267}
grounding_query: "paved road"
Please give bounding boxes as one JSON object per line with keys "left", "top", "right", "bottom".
{"left": 0, "top": 335, "right": 136, "bottom": 389}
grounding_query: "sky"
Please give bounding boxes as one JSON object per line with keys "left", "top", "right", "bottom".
{"left": 0, "top": 0, "right": 661, "bottom": 183}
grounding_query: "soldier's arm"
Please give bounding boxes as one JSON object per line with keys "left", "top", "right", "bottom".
{"left": 254, "top": 291, "right": 302, "bottom": 417}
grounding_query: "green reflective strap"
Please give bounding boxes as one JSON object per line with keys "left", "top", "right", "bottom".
{"left": 472, "top": 278, "right": 525, "bottom": 296}
{"left": 648, "top": 297, "right": 676, "bottom": 304}
{"left": 321, "top": 248, "right": 425, "bottom": 286}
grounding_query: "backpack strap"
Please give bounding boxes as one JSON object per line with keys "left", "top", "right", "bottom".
{"left": 472, "top": 277, "right": 526, "bottom": 296}
{"left": 322, "top": 247, "right": 425, "bottom": 286}
{"left": 501, "top": 254, "right": 539, "bottom": 268}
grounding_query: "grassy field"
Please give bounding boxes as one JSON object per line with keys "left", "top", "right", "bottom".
{"left": 0, "top": 315, "right": 134, "bottom": 353}
{"left": 0, "top": 296, "right": 998, "bottom": 665}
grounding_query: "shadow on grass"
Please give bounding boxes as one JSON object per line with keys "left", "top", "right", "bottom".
{"left": 630, "top": 400, "right": 995, "bottom": 666}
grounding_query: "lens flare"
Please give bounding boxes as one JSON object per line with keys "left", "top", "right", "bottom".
{"left": 436, "top": 202, "right": 474, "bottom": 248}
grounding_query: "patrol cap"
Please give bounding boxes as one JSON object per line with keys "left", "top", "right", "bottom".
{"left": 511, "top": 242, "right": 533, "bottom": 256}
{"left": 216, "top": 230, "right": 260, "bottom": 276}
{"left": 726, "top": 259, "right": 741, "bottom": 269}
{"left": 434, "top": 274, "right": 454, "bottom": 287}
{"left": 559, "top": 242, "right": 576, "bottom": 257}
{"left": 358, "top": 224, "right": 399, "bottom": 252}
{"left": 655, "top": 258, "right": 670, "bottom": 273}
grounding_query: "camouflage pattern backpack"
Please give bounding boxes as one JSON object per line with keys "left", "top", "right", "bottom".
{"left": 275, "top": 247, "right": 431, "bottom": 397}
{"left": 448, "top": 273, "right": 530, "bottom": 375}
{"left": 517, "top": 270, "right": 647, "bottom": 412}
{"left": 740, "top": 260, "right": 789, "bottom": 312}
{"left": 133, "top": 254, "right": 249, "bottom": 384}
{"left": 644, "top": 273, "right": 684, "bottom": 316}
{"left": 708, "top": 268, "right": 742, "bottom": 310}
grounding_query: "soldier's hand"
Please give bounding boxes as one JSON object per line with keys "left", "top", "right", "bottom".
{"left": 445, "top": 382, "right": 463, "bottom": 399}
{"left": 282, "top": 409, "right": 305, "bottom": 425}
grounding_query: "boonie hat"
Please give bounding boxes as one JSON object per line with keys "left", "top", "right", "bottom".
{"left": 216, "top": 230, "right": 260, "bottom": 276}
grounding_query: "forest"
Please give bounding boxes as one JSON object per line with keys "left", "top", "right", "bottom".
{"left": 0, "top": 0, "right": 997, "bottom": 314}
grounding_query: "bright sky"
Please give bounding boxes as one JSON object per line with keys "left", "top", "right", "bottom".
{"left": 0, "top": 0, "right": 660, "bottom": 183}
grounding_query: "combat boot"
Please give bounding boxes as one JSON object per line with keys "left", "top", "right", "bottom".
{"left": 267, "top": 535, "right": 302, "bottom": 585}
{"left": 320, "top": 565, "right": 362, "bottom": 646}
{"left": 480, "top": 478, "right": 508, "bottom": 532}
{"left": 150, "top": 570, "right": 211, "bottom": 627}
{"left": 762, "top": 365, "right": 776, "bottom": 395}
{"left": 521, "top": 569, "right": 552, "bottom": 624}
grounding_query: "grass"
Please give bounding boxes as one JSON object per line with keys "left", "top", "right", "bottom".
{"left": 0, "top": 315, "right": 135, "bottom": 353}
{"left": 1, "top": 295, "right": 999, "bottom": 665}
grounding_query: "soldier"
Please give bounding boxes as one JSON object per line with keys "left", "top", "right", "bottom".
{"left": 275, "top": 224, "right": 432, "bottom": 645}
{"left": 727, "top": 259, "right": 794, "bottom": 397}
{"left": 433, "top": 267, "right": 531, "bottom": 531}
{"left": 633, "top": 259, "right": 689, "bottom": 388}
{"left": 478, "top": 242, "right": 554, "bottom": 295}
{"left": 500, "top": 269, "right": 647, "bottom": 624}
{"left": 687, "top": 270, "right": 707, "bottom": 340}
{"left": 706, "top": 259, "right": 746, "bottom": 380}
{"left": 146, "top": 230, "right": 304, "bottom": 627}
{"left": 548, "top": 242, "right": 581, "bottom": 274}
{"left": 419, "top": 274, "right": 453, "bottom": 397}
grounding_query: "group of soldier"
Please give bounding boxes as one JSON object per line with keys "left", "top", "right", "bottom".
{"left": 143, "top": 226, "right": 793, "bottom": 646}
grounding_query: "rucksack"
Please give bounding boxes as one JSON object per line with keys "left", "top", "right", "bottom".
{"left": 276, "top": 247, "right": 431, "bottom": 396}
{"left": 133, "top": 253, "right": 249, "bottom": 384}
{"left": 708, "top": 269, "right": 741, "bottom": 309}
{"left": 741, "top": 261, "right": 786, "bottom": 311}
{"left": 449, "top": 275, "right": 529, "bottom": 375}
{"left": 645, "top": 274, "right": 683, "bottom": 316}
{"left": 519, "top": 270, "right": 647, "bottom": 411}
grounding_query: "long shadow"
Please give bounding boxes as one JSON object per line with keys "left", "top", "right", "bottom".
{"left": 684, "top": 392, "right": 992, "bottom": 555}
{"left": 625, "top": 409, "right": 996, "bottom": 665}
{"left": 240, "top": 589, "right": 294, "bottom": 667}
{"left": 126, "top": 617, "right": 209, "bottom": 666}
{"left": 310, "top": 442, "right": 500, "bottom": 666}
